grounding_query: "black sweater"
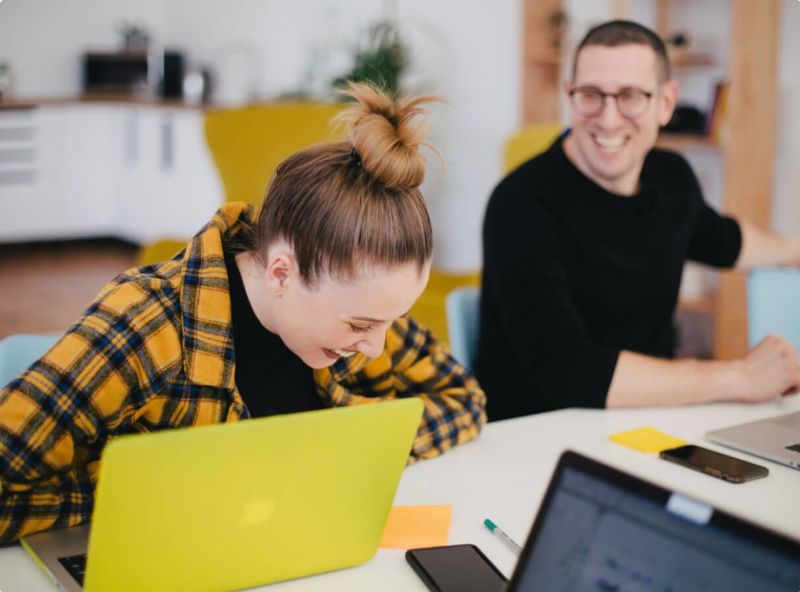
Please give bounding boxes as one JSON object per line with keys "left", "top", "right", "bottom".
{"left": 475, "top": 135, "right": 741, "bottom": 420}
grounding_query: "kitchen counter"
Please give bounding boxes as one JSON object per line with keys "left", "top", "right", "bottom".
{"left": 0, "top": 94, "right": 206, "bottom": 110}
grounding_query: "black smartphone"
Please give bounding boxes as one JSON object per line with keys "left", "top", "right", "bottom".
{"left": 405, "top": 544, "right": 508, "bottom": 592}
{"left": 660, "top": 444, "right": 768, "bottom": 483}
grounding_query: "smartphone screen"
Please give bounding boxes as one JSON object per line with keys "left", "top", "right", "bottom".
{"left": 660, "top": 444, "right": 768, "bottom": 483}
{"left": 406, "top": 544, "right": 507, "bottom": 592}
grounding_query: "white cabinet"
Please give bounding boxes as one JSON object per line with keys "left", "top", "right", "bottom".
{"left": 0, "top": 103, "right": 223, "bottom": 244}
{"left": 44, "top": 105, "right": 118, "bottom": 237}
{"left": 0, "top": 107, "right": 55, "bottom": 241}
{"left": 113, "top": 105, "right": 223, "bottom": 243}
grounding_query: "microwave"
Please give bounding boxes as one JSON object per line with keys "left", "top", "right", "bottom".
{"left": 82, "top": 51, "right": 186, "bottom": 99}
{"left": 82, "top": 52, "right": 153, "bottom": 95}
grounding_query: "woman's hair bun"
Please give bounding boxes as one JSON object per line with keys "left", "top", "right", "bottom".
{"left": 336, "top": 81, "right": 440, "bottom": 191}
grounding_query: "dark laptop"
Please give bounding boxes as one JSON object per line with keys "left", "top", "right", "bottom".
{"left": 507, "top": 451, "right": 800, "bottom": 591}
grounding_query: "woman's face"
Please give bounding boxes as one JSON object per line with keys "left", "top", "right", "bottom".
{"left": 247, "top": 246, "right": 431, "bottom": 369}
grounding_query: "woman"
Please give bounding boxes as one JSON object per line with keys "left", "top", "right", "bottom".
{"left": 0, "top": 83, "right": 486, "bottom": 543}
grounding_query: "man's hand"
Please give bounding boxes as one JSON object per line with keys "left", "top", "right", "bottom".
{"left": 734, "top": 335, "right": 800, "bottom": 402}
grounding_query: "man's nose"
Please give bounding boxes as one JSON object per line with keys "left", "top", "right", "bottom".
{"left": 596, "top": 95, "right": 625, "bottom": 125}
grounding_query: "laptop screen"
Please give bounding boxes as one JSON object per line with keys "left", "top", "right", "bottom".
{"left": 508, "top": 452, "right": 800, "bottom": 591}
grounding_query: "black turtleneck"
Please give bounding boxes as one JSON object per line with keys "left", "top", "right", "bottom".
{"left": 224, "top": 249, "right": 322, "bottom": 418}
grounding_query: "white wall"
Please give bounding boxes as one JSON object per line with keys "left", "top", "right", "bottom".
{"left": 397, "top": 1, "right": 521, "bottom": 271}
{"left": 774, "top": 0, "right": 800, "bottom": 237}
{"left": 160, "top": 0, "right": 383, "bottom": 101}
{"left": 0, "top": 0, "right": 163, "bottom": 97}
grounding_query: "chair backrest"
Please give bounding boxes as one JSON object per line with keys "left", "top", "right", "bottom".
{"left": 0, "top": 333, "right": 59, "bottom": 387}
{"left": 204, "top": 102, "right": 346, "bottom": 205}
{"left": 445, "top": 287, "right": 481, "bottom": 370}
{"left": 747, "top": 267, "right": 800, "bottom": 350}
{"left": 503, "top": 124, "right": 564, "bottom": 174}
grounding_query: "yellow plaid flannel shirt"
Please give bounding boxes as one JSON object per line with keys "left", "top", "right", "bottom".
{"left": 0, "top": 203, "right": 486, "bottom": 543}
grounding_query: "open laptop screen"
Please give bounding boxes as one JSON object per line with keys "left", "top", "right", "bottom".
{"left": 508, "top": 452, "right": 800, "bottom": 591}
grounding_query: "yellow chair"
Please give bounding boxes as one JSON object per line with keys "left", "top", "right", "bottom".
{"left": 503, "top": 123, "right": 563, "bottom": 174}
{"left": 204, "top": 102, "right": 346, "bottom": 205}
{"left": 138, "top": 102, "right": 346, "bottom": 266}
{"left": 136, "top": 238, "right": 187, "bottom": 265}
{"left": 408, "top": 270, "right": 480, "bottom": 344}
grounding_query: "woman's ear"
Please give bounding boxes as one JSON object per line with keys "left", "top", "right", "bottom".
{"left": 265, "top": 250, "right": 296, "bottom": 296}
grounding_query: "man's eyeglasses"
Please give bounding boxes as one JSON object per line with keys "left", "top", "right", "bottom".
{"left": 568, "top": 86, "right": 656, "bottom": 119}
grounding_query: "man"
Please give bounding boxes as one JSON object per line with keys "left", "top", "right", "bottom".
{"left": 476, "top": 20, "right": 800, "bottom": 420}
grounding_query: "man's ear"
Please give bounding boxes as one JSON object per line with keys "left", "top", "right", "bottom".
{"left": 657, "top": 79, "right": 680, "bottom": 127}
{"left": 265, "top": 251, "right": 295, "bottom": 296}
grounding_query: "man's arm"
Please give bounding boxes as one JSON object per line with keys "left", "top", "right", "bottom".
{"left": 735, "top": 217, "right": 800, "bottom": 270}
{"left": 606, "top": 334, "right": 800, "bottom": 408}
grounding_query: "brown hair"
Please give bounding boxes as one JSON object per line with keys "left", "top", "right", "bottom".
{"left": 246, "top": 82, "right": 438, "bottom": 285}
{"left": 572, "top": 20, "right": 671, "bottom": 83}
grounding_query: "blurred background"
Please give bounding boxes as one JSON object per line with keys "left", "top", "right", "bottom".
{"left": 0, "top": 0, "right": 798, "bottom": 358}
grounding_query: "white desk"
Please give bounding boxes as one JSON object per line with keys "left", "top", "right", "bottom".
{"left": 2, "top": 395, "right": 799, "bottom": 591}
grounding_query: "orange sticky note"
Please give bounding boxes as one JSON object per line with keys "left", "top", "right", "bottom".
{"left": 609, "top": 426, "right": 687, "bottom": 453}
{"left": 379, "top": 505, "right": 452, "bottom": 549}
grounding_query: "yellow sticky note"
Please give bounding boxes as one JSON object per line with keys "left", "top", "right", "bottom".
{"left": 609, "top": 426, "right": 687, "bottom": 453}
{"left": 379, "top": 505, "right": 452, "bottom": 549}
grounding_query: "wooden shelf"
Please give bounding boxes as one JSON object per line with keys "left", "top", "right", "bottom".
{"left": 656, "top": 133, "right": 723, "bottom": 152}
{"left": 670, "top": 52, "right": 715, "bottom": 68}
{"left": 525, "top": 49, "right": 561, "bottom": 65}
{"left": 522, "top": 0, "right": 563, "bottom": 125}
{"left": 679, "top": 296, "right": 715, "bottom": 316}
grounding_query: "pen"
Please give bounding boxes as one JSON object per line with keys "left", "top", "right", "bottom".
{"left": 483, "top": 518, "right": 522, "bottom": 553}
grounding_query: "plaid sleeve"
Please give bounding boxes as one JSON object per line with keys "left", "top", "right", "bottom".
{"left": 0, "top": 279, "right": 181, "bottom": 543}
{"left": 319, "top": 316, "right": 487, "bottom": 462}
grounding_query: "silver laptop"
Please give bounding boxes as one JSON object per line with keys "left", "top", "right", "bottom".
{"left": 706, "top": 411, "right": 800, "bottom": 469}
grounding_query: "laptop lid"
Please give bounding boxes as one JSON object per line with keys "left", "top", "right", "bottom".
{"left": 706, "top": 411, "right": 800, "bottom": 470}
{"left": 24, "top": 398, "right": 423, "bottom": 592}
{"left": 507, "top": 451, "right": 800, "bottom": 591}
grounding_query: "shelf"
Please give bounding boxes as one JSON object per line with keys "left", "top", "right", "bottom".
{"left": 669, "top": 52, "right": 715, "bottom": 68}
{"left": 656, "top": 133, "right": 723, "bottom": 152}
{"left": 678, "top": 296, "right": 714, "bottom": 316}
{"left": 524, "top": 49, "right": 561, "bottom": 65}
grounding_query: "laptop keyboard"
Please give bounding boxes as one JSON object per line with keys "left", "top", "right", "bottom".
{"left": 58, "top": 553, "right": 87, "bottom": 585}
{"left": 786, "top": 443, "right": 800, "bottom": 454}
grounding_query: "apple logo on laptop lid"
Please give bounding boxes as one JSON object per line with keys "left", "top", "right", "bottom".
{"left": 239, "top": 497, "right": 277, "bottom": 528}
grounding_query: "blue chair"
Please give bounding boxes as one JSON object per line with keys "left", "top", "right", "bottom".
{"left": 747, "top": 267, "right": 800, "bottom": 350}
{"left": 0, "top": 333, "right": 59, "bottom": 387}
{"left": 445, "top": 287, "right": 481, "bottom": 370}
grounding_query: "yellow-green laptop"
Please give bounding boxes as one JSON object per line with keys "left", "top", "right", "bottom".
{"left": 21, "top": 398, "right": 423, "bottom": 591}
